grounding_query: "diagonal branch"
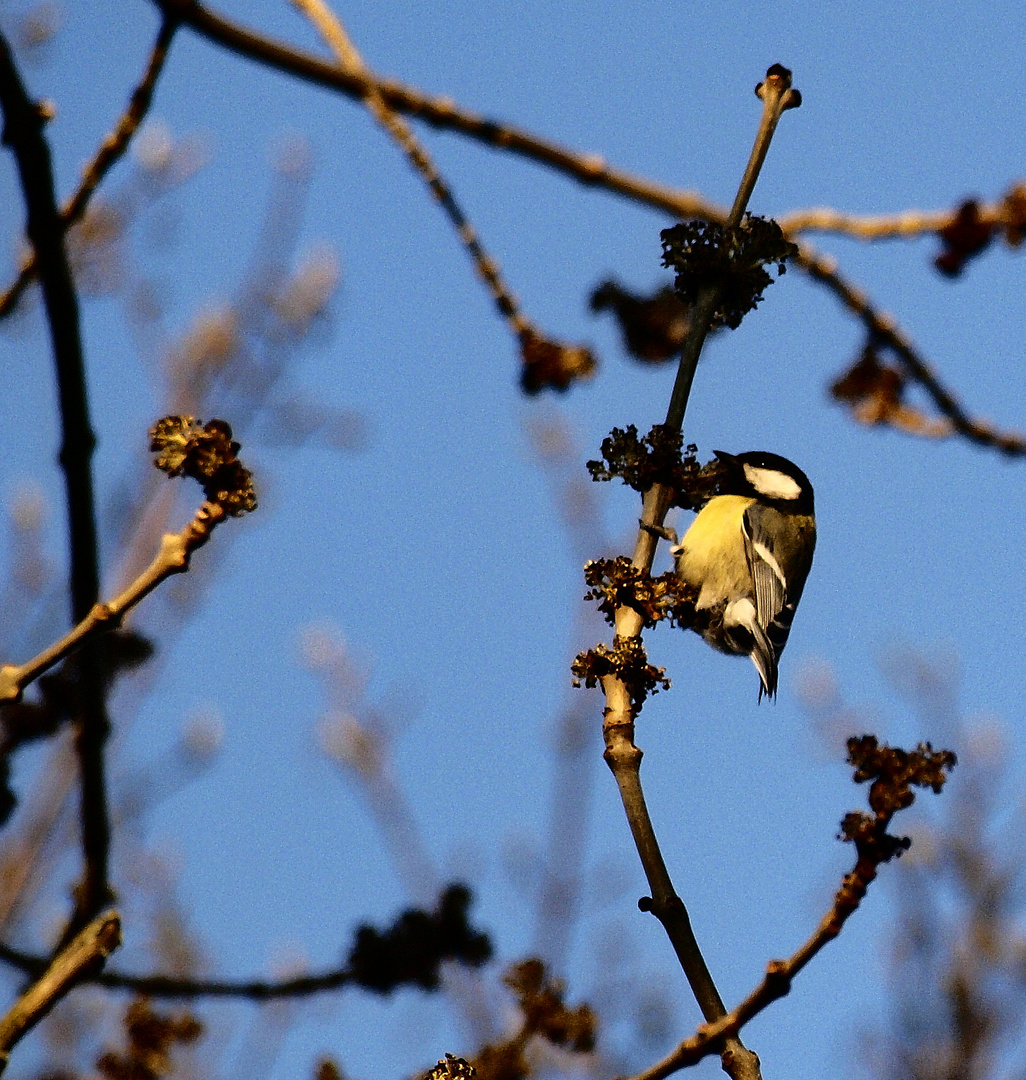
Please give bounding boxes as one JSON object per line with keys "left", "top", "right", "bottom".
{"left": 0, "top": 16, "right": 179, "bottom": 318}
{"left": 151, "top": 0, "right": 1023, "bottom": 454}
{"left": 0, "top": 500, "right": 228, "bottom": 707}
{"left": 0, "top": 27, "right": 112, "bottom": 936}
{"left": 0, "top": 911, "right": 121, "bottom": 1074}
{"left": 289, "top": 0, "right": 534, "bottom": 344}
{"left": 797, "top": 241, "right": 1026, "bottom": 455}
{"left": 152, "top": 0, "right": 718, "bottom": 217}
{"left": 626, "top": 738, "right": 957, "bottom": 1080}
{"left": 628, "top": 884, "right": 868, "bottom": 1079}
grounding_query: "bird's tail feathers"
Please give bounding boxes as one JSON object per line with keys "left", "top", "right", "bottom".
{"left": 749, "top": 625, "right": 778, "bottom": 702}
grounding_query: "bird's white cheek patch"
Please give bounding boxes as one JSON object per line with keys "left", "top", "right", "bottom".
{"left": 743, "top": 465, "right": 801, "bottom": 500}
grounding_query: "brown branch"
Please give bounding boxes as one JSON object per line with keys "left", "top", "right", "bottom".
{"left": 0, "top": 940, "right": 350, "bottom": 1000}
{"left": 779, "top": 188, "right": 1025, "bottom": 240}
{"left": 0, "top": 911, "right": 121, "bottom": 1074}
{"left": 152, "top": 0, "right": 718, "bottom": 218}
{"left": 288, "top": 0, "right": 534, "bottom": 342}
{"left": 597, "top": 69, "right": 801, "bottom": 1080}
{"left": 153, "top": 0, "right": 1024, "bottom": 452}
{"left": 626, "top": 881, "right": 870, "bottom": 1079}
{"left": 625, "top": 737, "right": 957, "bottom": 1080}
{"left": 0, "top": 16, "right": 178, "bottom": 318}
{"left": 0, "top": 500, "right": 229, "bottom": 707}
{"left": 0, "top": 26, "right": 113, "bottom": 935}
{"left": 779, "top": 206, "right": 952, "bottom": 239}
{"left": 797, "top": 241, "right": 1026, "bottom": 455}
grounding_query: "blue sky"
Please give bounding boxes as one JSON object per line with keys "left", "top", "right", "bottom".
{"left": 1, "top": 1, "right": 1025, "bottom": 1078}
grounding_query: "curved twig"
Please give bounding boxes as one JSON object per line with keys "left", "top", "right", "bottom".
{"left": 289, "top": 0, "right": 533, "bottom": 342}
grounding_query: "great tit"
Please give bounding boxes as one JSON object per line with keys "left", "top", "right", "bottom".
{"left": 672, "top": 450, "right": 816, "bottom": 701}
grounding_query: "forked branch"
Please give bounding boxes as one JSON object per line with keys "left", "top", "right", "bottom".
{"left": 625, "top": 738, "right": 956, "bottom": 1080}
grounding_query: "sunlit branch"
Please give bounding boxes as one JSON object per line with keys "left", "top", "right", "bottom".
{"left": 779, "top": 194, "right": 1024, "bottom": 240}
{"left": 0, "top": 26, "right": 112, "bottom": 934}
{"left": 152, "top": 0, "right": 719, "bottom": 218}
{"left": 0, "top": 501, "right": 228, "bottom": 707}
{"left": 0, "top": 911, "right": 121, "bottom": 1074}
{"left": 627, "top": 885, "right": 872, "bottom": 1079}
{"left": 780, "top": 206, "right": 951, "bottom": 238}
{"left": 626, "top": 737, "right": 956, "bottom": 1080}
{"left": 289, "top": 0, "right": 535, "bottom": 344}
{"left": 0, "top": 16, "right": 179, "bottom": 318}
{"left": 150, "top": 0, "right": 1022, "bottom": 453}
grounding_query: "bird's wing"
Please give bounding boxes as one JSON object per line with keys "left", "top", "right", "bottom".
{"left": 741, "top": 505, "right": 797, "bottom": 697}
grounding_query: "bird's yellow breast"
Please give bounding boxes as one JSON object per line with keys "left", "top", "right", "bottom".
{"left": 675, "top": 495, "right": 753, "bottom": 610}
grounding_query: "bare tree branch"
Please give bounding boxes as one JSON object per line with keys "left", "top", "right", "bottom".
{"left": 0, "top": 16, "right": 179, "bottom": 318}
{"left": 779, "top": 186, "right": 1025, "bottom": 240}
{"left": 0, "top": 939, "right": 350, "bottom": 1000}
{"left": 626, "top": 738, "right": 956, "bottom": 1080}
{"left": 597, "top": 68, "right": 802, "bottom": 1080}
{"left": 149, "top": 0, "right": 1025, "bottom": 453}
{"left": 152, "top": 0, "right": 718, "bottom": 217}
{"left": 797, "top": 242, "right": 1026, "bottom": 455}
{"left": 0, "top": 501, "right": 228, "bottom": 707}
{"left": 0, "top": 26, "right": 112, "bottom": 935}
{"left": 289, "top": 0, "right": 537, "bottom": 345}
{"left": 0, "top": 911, "right": 121, "bottom": 1074}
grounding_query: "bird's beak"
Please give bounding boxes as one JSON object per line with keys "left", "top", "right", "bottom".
{"left": 712, "top": 450, "right": 738, "bottom": 464}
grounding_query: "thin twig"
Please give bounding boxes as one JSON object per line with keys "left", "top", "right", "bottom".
{"left": 290, "top": 0, "right": 533, "bottom": 343}
{"left": 0, "top": 940, "right": 349, "bottom": 999}
{"left": 0, "top": 27, "right": 113, "bottom": 935}
{"left": 779, "top": 206, "right": 952, "bottom": 239}
{"left": 796, "top": 241, "right": 1026, "bottom": 455}
{"left": 0, "top": 17, "right": 178, "bottom": 318}
{"left": 0, "top": 911, "right": 121, "bottom": 1073}
{"left": 152, "top": 0, "right": 719, "bottom": 217}
{"left": 0, "top": 501, "right": 229, "bottom": 706}
{"left": 665, "top": 67, "right": 799, "bottom": 433}
{"left": 779, "top": 197, "right": 1025, "bottom": 240}
{"left": 625, "top": 738, "right": 957, "bottom": 1080}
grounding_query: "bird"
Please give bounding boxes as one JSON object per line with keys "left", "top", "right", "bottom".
{"left": 671, "top": 450, "right": 816, "bottom": 700}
